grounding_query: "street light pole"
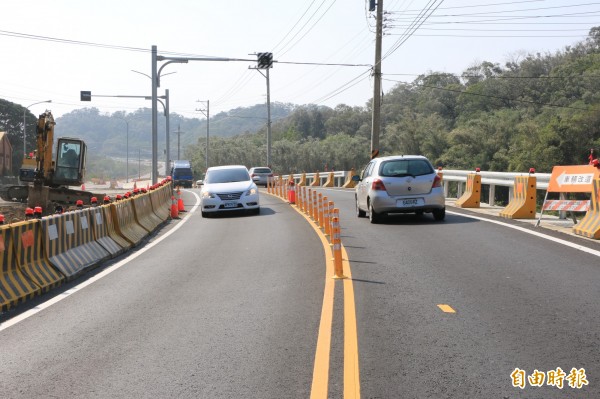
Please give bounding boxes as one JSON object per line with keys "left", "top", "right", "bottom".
{"left": 23, "top": 100, "right": 52, "bottom": 156}
{"left": 115, "top": 116, "right": 129, "bottom": 182}
{"left": 151, "top": 45, "right": 158, "bottom": 184}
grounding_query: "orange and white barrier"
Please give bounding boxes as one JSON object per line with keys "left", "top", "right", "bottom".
{"left": 542, "top": 200, "right": 589, "bottom": 212}
{"left": 310, "top": 172, "right": 321, "bottom": 187}
{"left": 573, "top": 178, "right": 600, "bottom": 239}
{"left": 331, "top": 210, "right": 346, "bottom": 279}
{"left": 342, "top": 168, "right": 357, "bottom": 189}
{"left": 499, "top": 175, "right": 537, "bottom": 219}
{"left": 455, "top": 172, "right": 481, "bottom": 208}
{"left": 323, "top": 171, "right": 335, "bottom": 187}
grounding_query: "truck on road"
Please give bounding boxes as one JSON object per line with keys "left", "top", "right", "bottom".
{"left": 171, "top": 160, "right": 194, "bottom": 188}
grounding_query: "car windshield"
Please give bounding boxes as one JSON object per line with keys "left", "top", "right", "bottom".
{"left": 205, "top": 168, "right": 250, "bottom": 184}
{"left": 173, "top": 168, "right": 192, "bottom": 178}
{"left": 379, "top": 159, "right": 433, "bottom": 177}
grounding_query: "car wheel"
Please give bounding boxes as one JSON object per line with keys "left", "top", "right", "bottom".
{"left": 356, "top": 196, "right": 366, "bottom": 218}
{"left": 201, "top": 211, "right": 208, "bottom": 218}
{"left": 253, "top": 207, "right": 260, "bottom": 215}
{"left": 369, "top": 201, "right": 382, "bottom": 224}
{"left": 433, "top": 208, "right": 445, "bottom": 221}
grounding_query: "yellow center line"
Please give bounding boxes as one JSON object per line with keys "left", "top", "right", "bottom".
{"left": 342, "top": 246, "right": 361, "bottom": 399}
{"left": 265, "top": 190, "right": 361, "bottom": 398}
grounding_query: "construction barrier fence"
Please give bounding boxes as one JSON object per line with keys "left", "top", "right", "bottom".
{"left": 0, "top": 180, "right": 176, "bottom": 312}
{"left": 455, "top": 173, "right": 481, "bottom": 208}
{"left": 573, "top": 178, "right": 600, "bottom": 239}
{"left": 499, "top": 175, "right": 537, "bottom": 219}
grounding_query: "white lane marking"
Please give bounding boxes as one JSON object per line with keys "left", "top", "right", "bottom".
{"left": 447, "top": 210, "right": 600, "bottom": 258}
{"left": 286, "top": 188, "right": 600, "bottom": 258}
{"left": 0, "top": 191, "right": 200, "bottom": 332}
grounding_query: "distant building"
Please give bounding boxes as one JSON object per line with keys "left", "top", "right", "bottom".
{"left": 0, "top": 132, "right": 13, "bottom": 176}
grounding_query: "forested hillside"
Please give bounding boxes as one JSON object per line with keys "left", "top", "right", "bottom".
{"left": 2, "top": 28, "right": 600, "bottom": 180}
{"left": 185, "top": 27, "right": 600, "bottom": 176}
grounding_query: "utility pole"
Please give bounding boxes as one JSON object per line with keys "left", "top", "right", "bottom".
{"left": 151, "top": 45, "right": 159, "bottom": 183}
{"left": 196, "top": 100, "right": 210, "bottom": 171}
{"left": 371, "top": 0, "right": 384, "bottom": 159}
{"left": 165, "top": 89, "right": 170, "bottom": 175}
{"left": 251, "top": 52, "right": 273, "bottom": 167}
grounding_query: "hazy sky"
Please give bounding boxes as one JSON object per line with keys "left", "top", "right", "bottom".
{"left": 2, "top": 0, "right": 598, "bottom": 119}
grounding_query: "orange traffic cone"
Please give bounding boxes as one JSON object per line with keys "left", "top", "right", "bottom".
{"left": 170, "top": 195, "right": 179, "bottom": 219}
{"left": 81, "top": 183, "right": 86, "bottom": 191}
{"left": 177, "top": 188, "right": 186, "bottom": 212}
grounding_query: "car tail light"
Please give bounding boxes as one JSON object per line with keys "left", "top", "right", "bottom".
{"left": 432, "top": 174, "right": 442, "bottom": 188}
{"left": 371, "top": 178, "right": 386, "bottom": 191}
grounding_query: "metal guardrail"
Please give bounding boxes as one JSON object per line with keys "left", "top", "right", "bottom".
{"left": 279, "top": 169, "right": 552, "bottom": 207}
{"left": 439, "top": 170, "right": 551, "bottom": 206}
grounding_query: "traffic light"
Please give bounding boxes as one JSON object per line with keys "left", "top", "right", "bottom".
{"left": 257, "top": 52, "right": 273, "bottom": 69}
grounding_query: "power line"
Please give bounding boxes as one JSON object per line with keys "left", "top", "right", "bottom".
{"left": 388, "top": 2, "right": 600, "bottom": 16}
{"left": 383, "top": 0, "right": 445, "bottom": 61}
{"left": 271, "top": 0, "right": 319, "bottom": 53}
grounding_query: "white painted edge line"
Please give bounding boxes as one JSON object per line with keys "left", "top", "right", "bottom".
{"left": 0, "top": 191, "right": 200, "bottom": 332}
{"left": 293, "top": 188, "right": 600, "bottom": 258}
{"left": 447, "top": 210, "right": 600, "bottom": 258}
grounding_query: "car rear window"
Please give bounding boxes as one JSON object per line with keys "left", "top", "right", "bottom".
{"left": 252, "top": 168, "right": 272, "bottom": 174}
{"left": 205, "top": 168, "right": 250, "bottom": 184}
{"left": 379, "top": 159, "right": 433, "bottom": 177}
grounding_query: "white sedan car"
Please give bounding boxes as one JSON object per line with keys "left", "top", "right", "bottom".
{"left": 200, "top": 165, "right": 260, "bottom": 217}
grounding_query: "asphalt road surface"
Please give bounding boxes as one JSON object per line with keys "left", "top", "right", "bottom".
{"left": 1, "top": 187, "right": 599, "bottom": 398}
{"left": 319, "top": 187, "right": 599, "bottom": 399}
{"left": 0, "top": 191, "right": 334, "bottom": 398}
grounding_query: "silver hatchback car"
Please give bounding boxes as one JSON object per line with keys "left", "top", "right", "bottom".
{"left": 354, "top": 155, "right": 445, "bottom": 223}
{"left": 248, "top": 166, "right": 273, "bottom": 187}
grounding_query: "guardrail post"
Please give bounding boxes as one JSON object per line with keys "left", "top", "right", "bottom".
{"left": 489, "top": 184, "right": 496, "bottom": 206}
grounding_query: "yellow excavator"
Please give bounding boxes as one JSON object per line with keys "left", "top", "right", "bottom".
{"left": 1, "top": 111, "right": 101, "bottom": 211}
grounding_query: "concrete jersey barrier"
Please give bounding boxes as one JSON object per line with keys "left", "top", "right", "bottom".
{"left": 132, "top": 193, "right": 164, "bottom": 233}
{"left": 87, "top": 207, "right": 128, "bottom": 258}
{"left": 0, "top": 224, "right": 42, "bottom": 311}
{"left": 11, "top": 220, "right": 65, "bottom": 292}
{"left": 41, "top": 211, "right": 111, "bottom": 280}
{"left": 110, "top": 199, "right": 150, "bottom": 246}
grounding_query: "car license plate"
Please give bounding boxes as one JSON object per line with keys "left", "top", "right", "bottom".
{"left": 398, "top": 198, "right": 423, "bottom": 207}
{"left": 223, "top": 202, "right": 237, "bottom": 208}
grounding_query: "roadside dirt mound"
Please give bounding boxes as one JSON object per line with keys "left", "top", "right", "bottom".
{"left": 0, "top": 203, "right": 29, "bottom": 224}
